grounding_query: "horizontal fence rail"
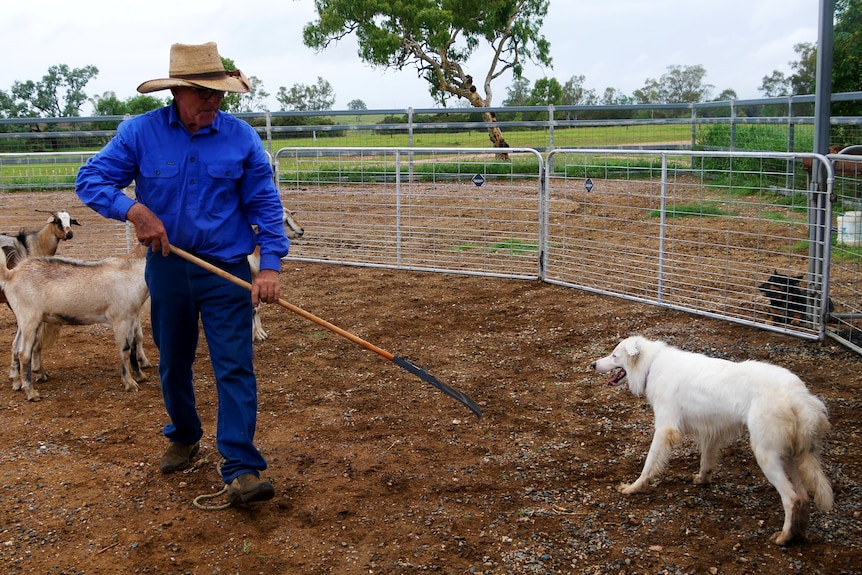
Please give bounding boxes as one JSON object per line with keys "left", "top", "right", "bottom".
{"left": 2, "top": 92, "right": 862, "bottom": 159}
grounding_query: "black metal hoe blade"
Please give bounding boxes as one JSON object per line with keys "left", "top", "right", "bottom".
{"left": 171, "top": 246, "right": 482, "bottom": 419}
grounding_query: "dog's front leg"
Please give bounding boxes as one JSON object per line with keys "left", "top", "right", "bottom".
{"left": 619, "top": 426, "right": 682, "bottom": 494}
{"left": 694, "top": 443, "right": 720, "bottom": 485}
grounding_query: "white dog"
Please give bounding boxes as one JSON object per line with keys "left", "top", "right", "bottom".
{"left": 592, "top": 336, "right": 833, "bottom": 546}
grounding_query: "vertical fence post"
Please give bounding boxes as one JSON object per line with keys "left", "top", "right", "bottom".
{"left": 690, "top": 104, "right": 697, "bottom": 169}
{"left": 547, "top": 105, "right": 556, "bottom": 176}
{"left": 786, "top": 95, "right": 795, "bottom": 190}
{"left": 407, "top": 107, "right": 415, "bottom": 183}
{"left": 395, "top": 150, "right": 403, "bottom": 267}
{"left": 730, "top": 99, "right": 737, "bottom": 151}
{"left": 810, "top": 0, "right": 836, "bottom": 338}
{"left": 265, "top": 110, "right": 272, "bottom": 154}
{"left": 657, "top": 153, "right": 668, "bottom": 303}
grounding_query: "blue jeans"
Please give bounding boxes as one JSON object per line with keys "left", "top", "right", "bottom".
{"left": 145, "top": 250, "right": 266, "bottom": 483}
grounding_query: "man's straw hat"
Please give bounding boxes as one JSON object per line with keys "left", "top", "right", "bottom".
{"left": 137, "top": 42, "right": 250, "bottom": 94}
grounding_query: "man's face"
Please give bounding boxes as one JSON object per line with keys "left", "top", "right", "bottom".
{"left": 173, "top": 86, "right": 225, "bottom": 132}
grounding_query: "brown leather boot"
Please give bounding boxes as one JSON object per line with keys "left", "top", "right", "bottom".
{"left": 227, "top": 473, "right": 275, "bottom": 505}
{"left": 159, "top": 441, "right": 200, "bottom": 474}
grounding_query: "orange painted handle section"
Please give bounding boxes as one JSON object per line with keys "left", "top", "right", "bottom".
{"left": 169, "top": 245, "right": 395, "bottom": 361}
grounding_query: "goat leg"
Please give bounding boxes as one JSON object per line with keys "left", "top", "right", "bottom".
{"left": 14, "top": 331, "right": 41, "bottom": 401}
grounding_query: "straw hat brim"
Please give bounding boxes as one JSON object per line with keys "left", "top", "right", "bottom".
{"left": 137, "top": 69, "right": 251, "bottom": 94}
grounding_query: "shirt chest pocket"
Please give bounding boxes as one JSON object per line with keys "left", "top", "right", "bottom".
{"left": 137, "top": 161, "right": 182, "bottom": 214}
{"left": 207, "top": 163, "right": 243, "bottom": 180}
{"left": 141, "top": 161, "right": 181, "bottom": 179}
{"left": 202, "top": 162, "right": 244, "bottom": 212}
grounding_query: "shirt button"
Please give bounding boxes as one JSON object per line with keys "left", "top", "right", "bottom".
{"left": 190, "top": 179, "right": 195, "bottom": 185}
{"left": 190, "top": 157, "right": 196, "bottom": 163}
{"left": 155, "top": 170, "right": 161, "bottom": 175}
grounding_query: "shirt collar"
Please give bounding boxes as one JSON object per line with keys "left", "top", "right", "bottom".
{"left": 168, "top": 100, "right": 221, "bottom": 134}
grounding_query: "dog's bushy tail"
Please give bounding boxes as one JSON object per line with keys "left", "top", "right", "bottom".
{"left": 794, "top": 394, "right": 834, "bottom": 512}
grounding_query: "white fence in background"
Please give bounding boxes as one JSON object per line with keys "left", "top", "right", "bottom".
{"left": 2, "top": 148, "right": 856, "bottom": 348}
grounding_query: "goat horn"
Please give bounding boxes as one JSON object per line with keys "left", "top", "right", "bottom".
{"left": 169, "top": 245, "right": 482, "bottom": 419}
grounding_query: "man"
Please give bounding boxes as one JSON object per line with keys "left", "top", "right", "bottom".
{"left": 76, "top": 42, "right": 289, "bottom": 505}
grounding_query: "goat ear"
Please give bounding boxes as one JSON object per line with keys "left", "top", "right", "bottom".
{"left": 71, "top": 219, "right": 81, "bottom": 226}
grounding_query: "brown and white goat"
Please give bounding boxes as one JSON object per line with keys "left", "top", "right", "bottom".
{"left": 0, "top": 245, "right": 149, "bottom": 401}
{"left": 0, "top": 209, "right": 80, "bottom": 262}
{"left": 0, "top": 210, "right": 80, "bottom": 299}
{"left": 248, "top": 208, "right": 304, "bottom": 342}
{"left": 1, "top": 210, "right": 81, "bottom": 378}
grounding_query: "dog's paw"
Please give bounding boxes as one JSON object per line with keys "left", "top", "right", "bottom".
{"left": 770, "top": 530, "right": 795, "bottom": 546}
{"left": 693, "top": 471, "right": 713, "bottom": 485}
{"left": 618, "top": 483, "right": 640, "bottom": 495}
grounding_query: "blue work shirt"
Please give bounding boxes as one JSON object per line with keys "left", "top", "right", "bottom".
{"left": 76, "top": 102, "right": 289, "bottom": 271}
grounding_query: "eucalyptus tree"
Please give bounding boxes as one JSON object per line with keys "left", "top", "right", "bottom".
{"left": 302, "top": 0, "right": 552, "bottom": 151}
{"left": 276, "top": 77, "right": 336, "bottom": 112}
{"left": 5, "top": 64, "right": 98, "bottom": 119}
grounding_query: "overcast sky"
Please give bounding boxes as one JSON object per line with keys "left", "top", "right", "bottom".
{"left": 1, "top": 0, "right": 823, "bottom": 114}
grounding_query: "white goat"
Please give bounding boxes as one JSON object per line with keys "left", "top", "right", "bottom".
{"left": 0, "top": 245, "right": 149, "bottom": 401}
{"left": 248, "top": 208, "right": 304, "bottom": 342}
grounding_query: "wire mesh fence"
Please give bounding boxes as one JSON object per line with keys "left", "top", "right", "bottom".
{"left": 276, "top": 147, "right": 544, "bottom": 279}
{"left": 824, "top": 150, "right": 862, "bottom": 352}
{"left": 0, "top": 147, "right": 858, "bottom": 350}
{"left": 0, "top": 151, "right": 135, "bottom": 260}
{"left": 543, "top": 150, "right": 832, "bottom": 340}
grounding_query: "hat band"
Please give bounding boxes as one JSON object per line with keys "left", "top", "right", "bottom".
{"left": 171, "top": 69, "right": 241, "bottom": 81}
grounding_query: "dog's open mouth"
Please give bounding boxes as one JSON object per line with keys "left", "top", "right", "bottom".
{"left": 607, "top": 368, "right": 627, "bottom": 387}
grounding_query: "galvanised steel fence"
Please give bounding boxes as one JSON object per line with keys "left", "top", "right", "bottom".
{"left": 274, "top": 147, "right": 544, "bottom": 279}
{"left": 824, "top": 149, "right": 862, "bottom": 353}
{"left": 272, "top": 148, "right": 835, "bottom": 341}
{"left": 1, "top": 141, "right": 859, "bottom": 349}
{"left": 542, "top": 149, "right": 834, "bottom": 342}
{"left": 2, "top": 93, "right": 862, "bottom": 157}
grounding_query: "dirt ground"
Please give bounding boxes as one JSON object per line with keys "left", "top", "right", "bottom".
{"left": 0, "top": 258, "right": 860, "bottom": 575}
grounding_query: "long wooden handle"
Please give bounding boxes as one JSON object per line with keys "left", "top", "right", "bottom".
{"left": 169, "top": 246, "right": 395, "bottom": 360}
{"left": 169, "top": 245, "right": 481, "bottom": 419}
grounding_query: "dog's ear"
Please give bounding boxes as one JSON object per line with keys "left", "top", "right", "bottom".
{"left": 624, "top": 338, "right": 641, "bottom": 358}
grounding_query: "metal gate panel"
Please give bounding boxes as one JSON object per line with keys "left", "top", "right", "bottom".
{"left": 824, "top": 151, "right": 862, "bottom": 351}
{"left": 275, "top": 147, "right": 544, "bottom": 280}
{"left": 544, "top": 149, "right": 833, "bottom": 339}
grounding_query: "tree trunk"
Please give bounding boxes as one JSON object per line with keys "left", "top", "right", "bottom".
{"left": 466, "top": 87, "right": 510, "bottom": 160}
{"left": 483, "top": 111, "right": 510, "bottom": 160}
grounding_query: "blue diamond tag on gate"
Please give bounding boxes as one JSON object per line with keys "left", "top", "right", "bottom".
{"left": 585, "top": 177, "right": 594, "bottom": 192}
{"left": 471, "top": 174, "right": 486, "bottom": 187}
